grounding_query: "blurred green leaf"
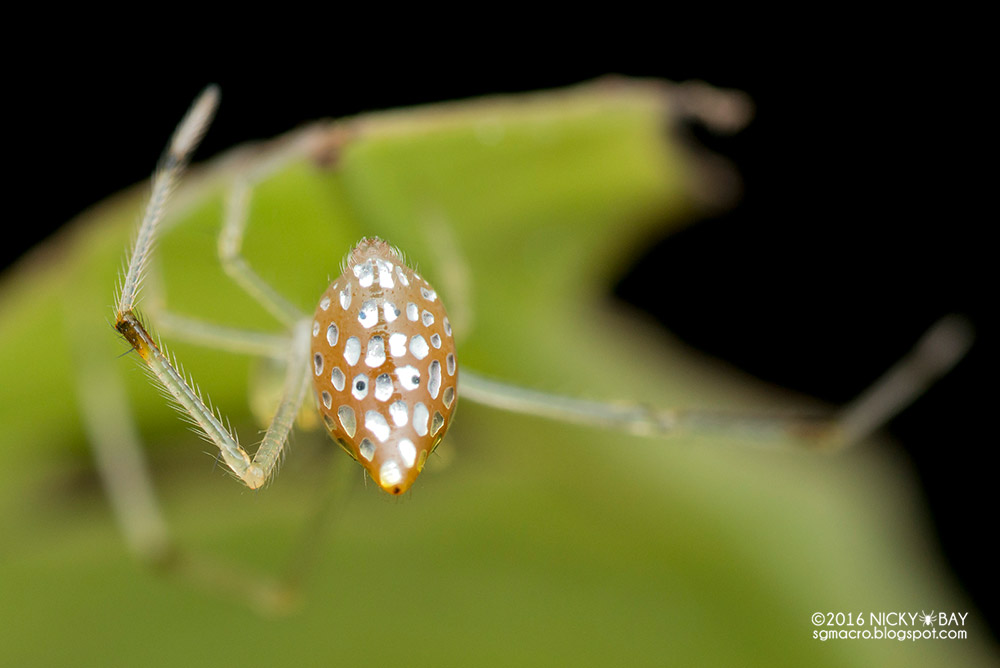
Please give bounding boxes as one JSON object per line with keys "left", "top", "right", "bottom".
{"left": 0, "top": 80, "right": 991, "bottom": 667}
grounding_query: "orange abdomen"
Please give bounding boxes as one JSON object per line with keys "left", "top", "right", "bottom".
{"left": 310, "top": 238, "right": 458, "bottom": 494}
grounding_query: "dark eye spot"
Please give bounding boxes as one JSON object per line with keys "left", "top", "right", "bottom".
{"left": 412, "top": 376, "right": 420, "bottom": 386}
{"left": 356, "top": 380, "right": 366, "bottom": 391}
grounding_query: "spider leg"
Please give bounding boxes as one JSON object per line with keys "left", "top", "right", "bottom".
{"left": 114, "top": 87, "right": 310, "bottom": 489}
{"left": 218, "top": 172, "right": 304, "bottom": 327}
{"left": 77, "top": 339, "right": 170, "bottom": 562}
{"left": 141, "top": 280, "right": 316, "bottom": 429}
{"left": 460, "top": 314, "right": 973, "bottom": 451}
{"left": 277, "top": 451, "right": 360, "bottom": 595}
{"left": 420, "top": 213, "right": 474, "bottom": 343}
{"left": 75, "top": 338, "right": 294, "bottom": 613}
{"left": 96, "top": 87, "right": 345, "bottom": 612}
{"left": 149, "top": 309, "right": 291, "bottom": 359}
{"left": 829, "top": 314, "right": 973, "bottom": 448}
{"left": 142, "top": 270, "right": 291, "bottom": 359}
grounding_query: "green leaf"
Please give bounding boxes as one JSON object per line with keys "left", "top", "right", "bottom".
{"left": 0, "top": 80, "right": 990, "bottom": 667}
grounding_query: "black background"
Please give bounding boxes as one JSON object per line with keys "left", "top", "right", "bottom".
{"left": 7, "top": 35, "right": 991, "bottom": 636}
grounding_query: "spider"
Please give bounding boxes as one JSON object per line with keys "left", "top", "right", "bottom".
{"left": 102, "top": 85, "right": 971, "bottom": 612}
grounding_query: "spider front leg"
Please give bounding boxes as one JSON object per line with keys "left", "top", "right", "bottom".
{"left": 97, "top": 86, "right": 335, "bottom": 612}
{"left": 114, "top": 86, "right": 308, "bottom": 490}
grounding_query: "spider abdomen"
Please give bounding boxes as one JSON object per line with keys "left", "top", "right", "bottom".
{"left": 311, "top": 238, "right": 457, "bottom": 494}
